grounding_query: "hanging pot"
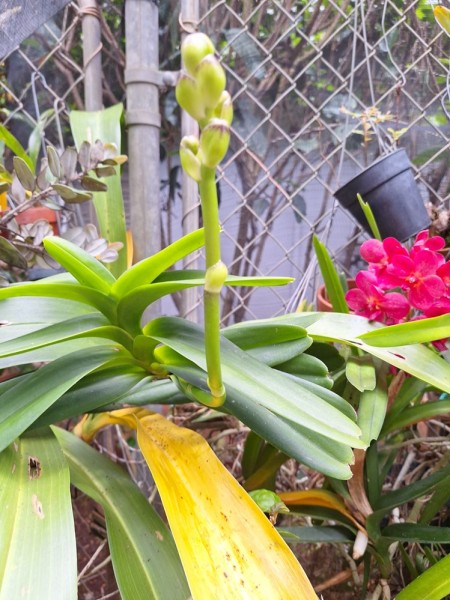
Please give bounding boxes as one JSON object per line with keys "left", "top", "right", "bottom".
{"left": 334, "top": 148, "right": 430, "bottom": 242}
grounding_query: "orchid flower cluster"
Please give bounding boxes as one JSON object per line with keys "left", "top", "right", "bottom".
{"left": 346, "top": 230, "right": 450, "bottom": 326}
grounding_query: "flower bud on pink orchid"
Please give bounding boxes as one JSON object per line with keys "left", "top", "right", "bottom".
{"left": 195, "top": 55, "right": 226, "bottom": 110}
{"left": 181, "top": 32, "right": 215, "bottom": 77}
{"left": 180, "top": 136, "right": 202, "bottom": 182}
{"left": 175, "top": 73, "right": 206, "bottom": 123}
{"left": 199, "top": 119, "right": 230, "bottom": 168}
{"left": 213, "top": 91, "right": 233, "bottom": 126}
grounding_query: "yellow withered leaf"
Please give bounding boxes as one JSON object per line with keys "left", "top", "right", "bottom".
{"left": 75, "top": 408, "right": 318, "bottom": 599}
{"left": 435, "top": 6, "right": 450, "bottom": 36}
{"left": 279, "top": 489, "right": 366, "bottom": 534}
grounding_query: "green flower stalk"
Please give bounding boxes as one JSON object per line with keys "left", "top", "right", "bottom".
{"left": 177, "top": 33, "right": 232, "bottom": 407}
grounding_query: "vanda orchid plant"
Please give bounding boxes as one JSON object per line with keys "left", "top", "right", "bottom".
{"left": 1, "top": 32, "right": 450, "bottom": 600}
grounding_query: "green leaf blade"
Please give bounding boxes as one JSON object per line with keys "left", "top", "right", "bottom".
{"left": 0, "top": 428, "right": 76, "bottom": 600}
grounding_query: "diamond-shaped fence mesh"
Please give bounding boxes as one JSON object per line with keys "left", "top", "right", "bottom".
{"left": 194, "top": 0, "right": 450, "bottom": 323}
{"left": 1, "top": 1, "right": 450, "bottom": 325}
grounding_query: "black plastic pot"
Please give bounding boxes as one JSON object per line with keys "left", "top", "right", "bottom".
{"left": 334, "top": 148, "right": 430, "bottom": 241}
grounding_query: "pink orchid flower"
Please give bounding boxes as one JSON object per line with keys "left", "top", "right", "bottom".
{"left": 360, "top": 237, "right": 408, "bottom": 289}
{"left": 411, "top": 230, "right": 446, "bottom": 259}
{"left": 345, "top": 271, "right": 410, "bottom": 323}
{"left": 387, "top": 249, "right": 445, "bottom": 311}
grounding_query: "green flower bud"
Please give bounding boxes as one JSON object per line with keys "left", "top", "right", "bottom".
{"left": 195, "top": 55, "right": 226, "bottom": 110}
{"left": 205, "top": 260, "right": 228, "bottom": 294}
{"left": 175, "top": 73, "right": 206, "bottom": 123}
{"left": 213, "top": 91, "right": 233, "bottom": 126}
{"left": 199, "top": 118, "right": 230, "bottom": 169}
{"left": 181, "top": 32, "right": 215, "bottom": 77}
{"left": 180, "top": 136, "right": 202, "bottom": 182}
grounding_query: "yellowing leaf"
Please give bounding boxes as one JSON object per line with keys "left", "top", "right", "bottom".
{"left": 75, "top": 408, "right": 318, "bottom": 599}
{"left": 279, "top": 489, "right": 366, "bottom": 534}
{"left": 435, "top": 6, "right": 450, "bottom": 36}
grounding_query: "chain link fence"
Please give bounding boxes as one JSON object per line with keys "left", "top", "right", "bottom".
{"left": 2, "top": 1, "right": 450, "bottom": 325}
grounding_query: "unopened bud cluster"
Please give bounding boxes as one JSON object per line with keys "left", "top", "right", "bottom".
{"left": 176, "top": 33, "right": 232, "bottom": 179}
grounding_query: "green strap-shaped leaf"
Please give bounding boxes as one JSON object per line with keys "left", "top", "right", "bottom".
{"left": 44, "top": 236, "right": 116, "bottom": 294}
{"left": 0, "top": 296, "right": 94, "bottom": 330}
{"left": 0, "top": 338, "right": 118, "bottom": 370}
{"left": 0, "top": 282, "right": 117, "bottom": 322}
{"left": 296, "top": 312, "right": 450, "bottom": 394}
{"left": 155, "top": 269, "right": 294, "bottom": 288}
{"left": 381, "top": 400, "right": 450, "bottom": 436}
{"left": 222, "top": 322, "right": 309, "bottom": 349}
{"left": 279, "top": 526, "right": 353, "bottom": 544}
{"left": 396, "top": 552, "right": 450, "bottom": 600}
{"left": 53, "top": 427, "right": 190, "bottom": 600}
{"left": 149, "top": 317, "right": 364, "bottom": 450}
{"left": 70, "top": 104, "right": 127, "bottom": 277}
{"left": 380, "top": 523, "right": 450, "bottom": 543}
{"left": 0, "top": 313, "right": 110, "bottom": 357}
{"left": 0, "top": 346, "right": 124, "bottom": 452}
{"left": 313, "top": 235, "right": 349, "bottom": 313}
{"left": 118, "top": 280, "right": 208, "bottom": 335}
{"left": 33, "top": 367, "right": 157, "bottom": 427}
{"left": 113, "top": 228, "right": 206, "bottom": 297}
{"left": 359, "top": 314, "right": 450, "bottom": 346}
{"left": 357, "top": 373, "right": 388, "bottom": 445}
{"left": 0, "top": 428, "right": 76, "bottom": 600}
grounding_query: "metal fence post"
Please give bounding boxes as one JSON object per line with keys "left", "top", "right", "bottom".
{"left": 125, "top": 0, "right": 161, "bottom": 271}
{"left": 78, "top": 0, "right": 103, "bottom": 111}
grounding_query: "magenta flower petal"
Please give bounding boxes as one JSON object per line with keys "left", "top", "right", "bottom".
{"left": 379, "top": 292, "right": 410, "bottom": 321}
{"left": 360, "top": 239, "right": 385, "bottom": 263}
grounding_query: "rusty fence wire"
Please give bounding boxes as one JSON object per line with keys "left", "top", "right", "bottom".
{"left": 2, "top": 1, "right": 450, "bottom": 325}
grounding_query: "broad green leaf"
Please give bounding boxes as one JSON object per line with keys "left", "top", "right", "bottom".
{"left": 70, "top": 104, "right": 127, "bottom": 276}
{"left": 52, "top": 427, "right": 190, "bottom": 600}
{"left": 381, "top": 400, "right": 450, "bottom": 436}
{"left": 0, "top": 428, "right": 76, "bottom": 600}
{"left": 0, "top": 282, "right": 117, "bottom": 322}
{"left": 222, "top": 322, "right": 309, "bottom": 349}
{"left": 0, "top": 297, "right": 93, "bottom": 327}
{"left": 313, "top": 235, "right": 349, "bottom": 313}
{"left": 44, "top": 236, "right": 116, "bottom": 293}
{"left": 380, "top": 523, "right": 450, "bottom": 543}
{"left": 299, "top": 312, "right": 450, "bottom": 394}
{"left": 372, "top": 461, "right": 450, "bottom": 515}
{"left": 118, "top": 279, "right": 208, "bottom": 335}
{"left": 0, "top": 124, "right": 34, "bottom": 170}
{"left": 275, "top": 353, "right": 332, "bottom": 388}
{"left": 155, "top": 269, "right": 294, "bottom": 288}
{"left": 396, "top": 552, "right": 450, "bottom": 600}
{"left": 149, "top": 317, "right": 364, "bottom": 449}
{"left": 0, "top": 338, "right": 118, "bottom": 369}
{"left": 359, "top": 314, "right": 450, "bottom": 347}
{"left": 279, "top": 526, "right": 353, "bottom": 544}
{"left": 0, "top": 346, "right": 123, "bottom": 452}
{"left": 357, "top": 375, "right": 388, "bottom": 445}
{"left": 346, "top": 355, "right": 376, "bottom": 392}
{"left": 33, "top": 369, "right": 177, "bottom": 427}
{"left": 113, "top": 228, "right": 206, "bottom": 297}
{"left": 169, "top": 363, "right": 355, "bottom": 478}
{"left": 0, "top": 313, "right": 111, "bottom": 357}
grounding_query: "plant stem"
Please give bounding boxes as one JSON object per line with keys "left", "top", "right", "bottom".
{"left": 199, "top": 165, "right": 226, "bottom": 406}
